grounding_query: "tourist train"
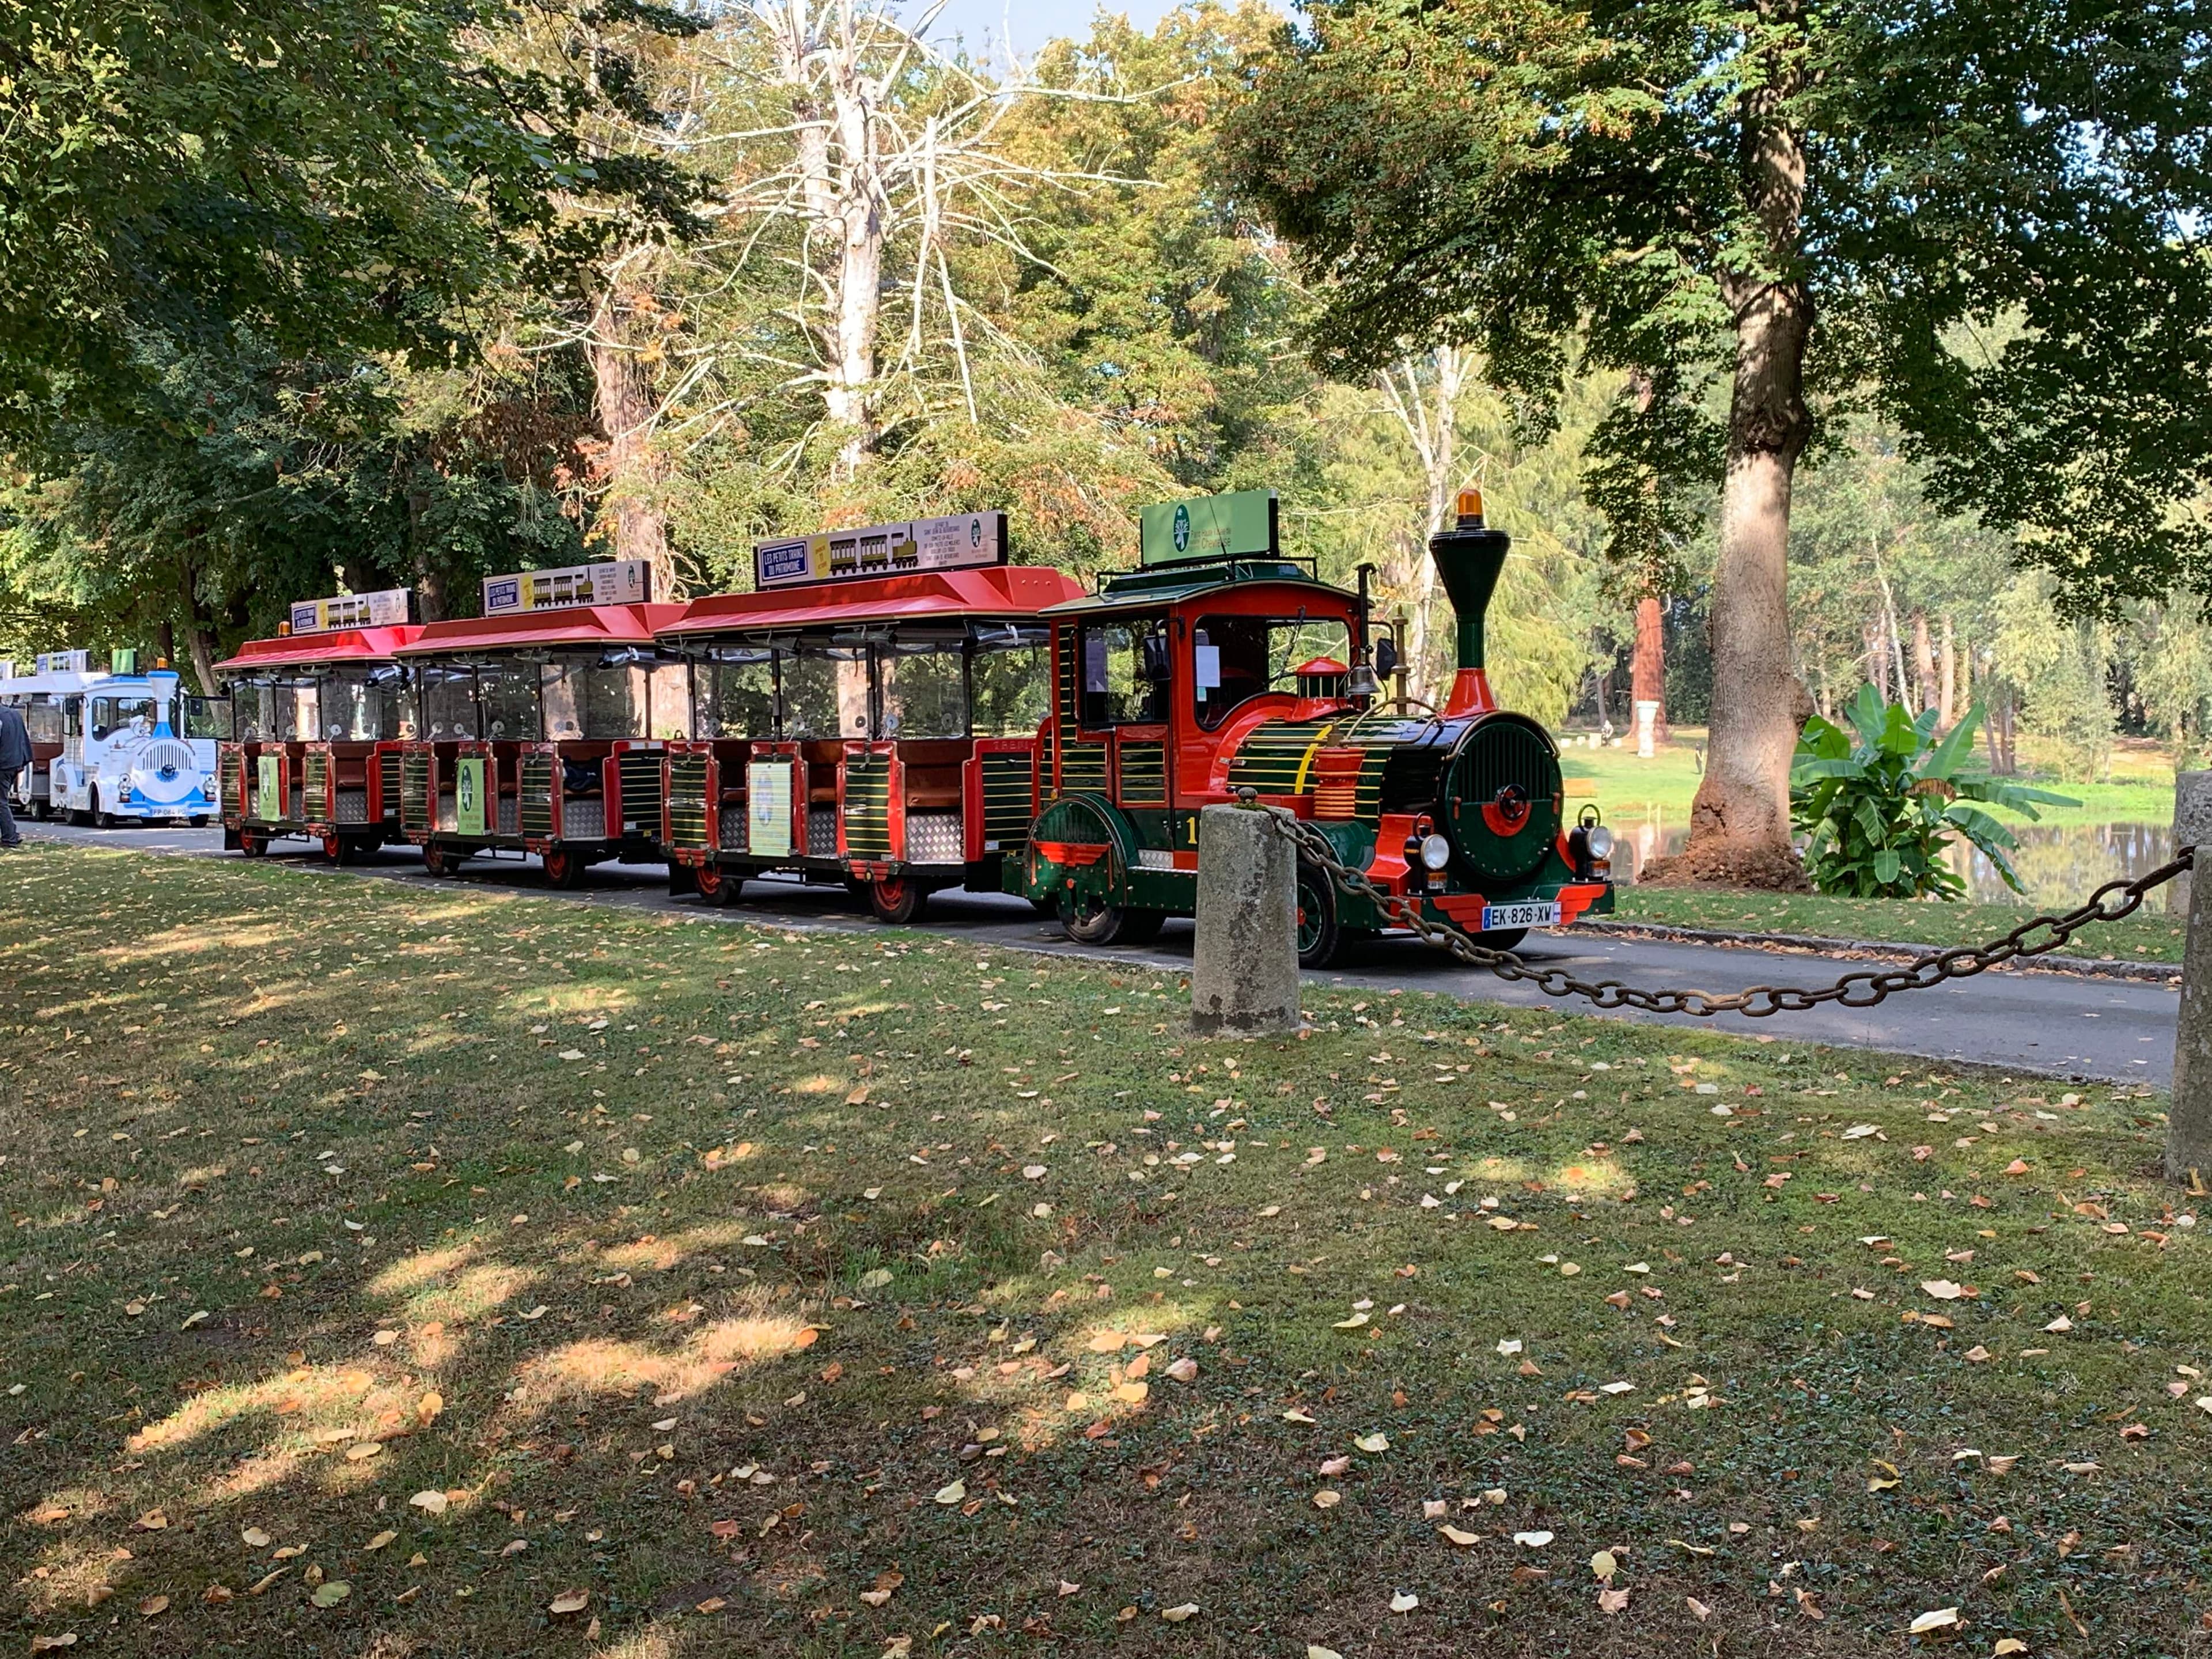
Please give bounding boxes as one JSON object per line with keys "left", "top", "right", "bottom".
{"left": 1, "top": 651, "right": 222, "bottom": 826}
{"left": 69, "top": 489, "right": 1615, "bottom": 966}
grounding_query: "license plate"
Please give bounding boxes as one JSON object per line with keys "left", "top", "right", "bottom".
{"left": 1481, "top": 900, "right": 1559, "bottom": 931}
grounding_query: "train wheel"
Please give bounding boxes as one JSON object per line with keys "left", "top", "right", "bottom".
{"left": 869, "top": 876, "right": 927, "bottom": 925}
{"left": 1295, "top": 861, "right": 1341, "bottom": 970}
{"left": 541, "top": 846, "right": 586, "bottom": 889}
{"left": 188, "top": 816, "right": 207, "bottom": 829}
{"left": 320, "top": 831, "right": 343, "bottom": 863}
{"left": 1058, "top": 891, "right": 1161, "bottom": 948}
{"left": 419, "top": 842, "right": 455, "bottom": 877}
{"left": 92, "top": 789, "right": 118, "bottom": 830}
{"left": 695, "top": 862, "right": 744, "bottom": 907}
{"left": 240, "top": 830, "right": 269, "bottom": 858}
{"left": 1474, "top": 927, "right": 1528, "bottom": 953}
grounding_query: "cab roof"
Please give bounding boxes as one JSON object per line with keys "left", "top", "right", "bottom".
{"left": 394, "top": 604, "right": 684, "bottom": 657}
{"left": 217, "top": 625, "right": 424, "bottom": 672}
{"left": 1040, "top": 558, "right": 1354, "bottom": 617}
{"left": 658, "top": 565, "right": 1084, "bottom": 639}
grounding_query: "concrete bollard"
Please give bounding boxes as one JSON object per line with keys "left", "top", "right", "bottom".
{"left": 2172, "top": 844, "right": 2212, "bottom": 1185}
{"left": 2170, "top": 771, "right": 2212, "bottom": 916}
{"left": 1190, "top": 802, "right": 1302, "bottom": 1036}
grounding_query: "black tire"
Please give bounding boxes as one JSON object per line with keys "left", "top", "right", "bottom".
{"left": 1058, "top": 891, "right": 1161, "bottom": 948}
{"left": 419, "top": 842, "right": 456, "bottom": 877}
{"left": 541, "top": 846, "right": 586, "bottom": 889}
{"left": 869, "top": 875, "right": 928, "bottom": 925}
{"left": 695, "top": 862, "right": 744, "bottom": 907}
{"left": 1475, "top": 927, "right": 1528, "bottom": 953}
{"left": 188, "top": 816, "right": 207, "bottom": 830}
{"left": 240, "top": 830, "right": 269, "bottom": 858}
{"left": 92, "top": 789, "right": 118, "bottom": 830}
{"left": 1295, "top": 859, "right": 1342, "bottom": 969}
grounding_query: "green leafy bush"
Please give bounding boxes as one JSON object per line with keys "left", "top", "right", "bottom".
{"left": 1791, "top": 685, "right": 2075, "bottom": 898}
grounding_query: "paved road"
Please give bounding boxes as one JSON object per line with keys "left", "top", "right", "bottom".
{"left": 14, "top": 820, "right": 2177, "bottom": 1085}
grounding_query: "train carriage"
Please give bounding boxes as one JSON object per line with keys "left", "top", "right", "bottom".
{"left": 393, "top": 560, "right": 684, "bottom": 885}
{"left": 658, "top": 512, "right": 1085, "bottom": 919}
{"left": 1, "top": 654, "right": 109, "bottom": 820}
{"left": 25, "top": 653, "right": 224, "bottom": 828}
{"left": 216, "top": 592, "right": 421, "bottom": 859}
{"left": 1013, "top": 488, "right": 1617, "bottom": 966}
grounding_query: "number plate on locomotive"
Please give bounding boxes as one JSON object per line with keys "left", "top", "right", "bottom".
{"left": 1480, "top": 900, "right": 1559, "bottom": 931}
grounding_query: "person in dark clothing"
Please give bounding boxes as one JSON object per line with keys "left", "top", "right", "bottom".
{"left": 0, "top": 702, "right": 30, "bottom": 847}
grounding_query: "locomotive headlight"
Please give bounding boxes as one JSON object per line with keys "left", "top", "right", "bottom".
{"left": 1585, "top": 825, "right": 1614, "bottom": 862}
{"left": 1419, "top": 833, "right": 1451, "bottom": 872}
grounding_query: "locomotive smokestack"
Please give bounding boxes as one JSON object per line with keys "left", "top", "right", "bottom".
{"left": 1429, "top": 487, "right": 1510, "bottom": 716}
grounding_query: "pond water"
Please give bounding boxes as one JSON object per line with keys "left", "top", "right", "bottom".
{"left": 1627, "top": 818, "right": 2177, "bottom": 910}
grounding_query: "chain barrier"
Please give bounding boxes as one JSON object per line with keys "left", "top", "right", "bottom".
{"left": 1236, "top": 790, "right": 2194, "bottom": 1018}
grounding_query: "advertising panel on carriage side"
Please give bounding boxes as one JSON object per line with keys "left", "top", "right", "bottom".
{"left": 752, "top": 512, "right": 1007, "bottom": 590}
{"left": 35, "top": 650, "right": 90, "bottom": 675}
{"left": 481, "top": 559, "right": 652, "bottom": 616}
{"left": 289, "top": 589, "right": 412, "bottom": 634}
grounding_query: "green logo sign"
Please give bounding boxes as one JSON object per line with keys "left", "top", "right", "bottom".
{"left": 454, "top": 755, "right": 487, "bottom": 836}
{"left": 1138, "top": 489, "right": 1278, "bottom": 566}
{"left": 256, "top": 754, "right": 280, "bottom": 819}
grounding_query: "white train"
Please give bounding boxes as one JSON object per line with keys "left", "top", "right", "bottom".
{"left": 1, "top": 655, "right": 223, "bottom": 825}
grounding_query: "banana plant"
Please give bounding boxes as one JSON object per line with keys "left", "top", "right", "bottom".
{"left": 1790, "top": 684, "right": 2075, "bottom": 899}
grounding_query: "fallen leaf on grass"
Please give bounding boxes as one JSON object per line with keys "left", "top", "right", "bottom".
{"left": 1389, "top": 1591, "right": 1419, "bottom": 1613}
{"left": 1353, "top": 1432, "right": 1389, "bottom": 1453}
{"left": 408, "top": 1491, "right": 449, "bottom": 1516}
{"left": 934, "top": 1481, "right": 967, "bottom": 1505}
{"left": 548, "top": 1590, "right": 590, "bottom": 1616}
{"left": 1313, "top": 1490, "right": 1341, "bottom": 1509}
{"left": 138, "top": 1597, "right": 168, "bottom": 1618}
{"left": 309, "top": 1582, "right": 351, "bottom": 1608}
{"left": 1514, "top": 1531, "right": 1555, "bottom": 1547}
{"left": 1908, "top": 1607, "right": 1960, "bottom": 1635}
{"left": 1687, "top": 1596, "right": 1713, "bottom": 1622}
{"left": 365, "top": 1530, "right": 397, "bottom": 1551}
{"left": 1440, "top": 1525, "right": 1479, "bottom": 1547}
{"left": 1919, "top": 1280, "right": 1964, "bottom": 1301}
{"left": 28, "top": 1637, "right": 75, "bottom": 1653}
{"left": 1590, "top": 1550, "right": 1618, "bottom": 1581}
{"left": 1598, "top": 1587, "right": 1630, "bottom": 1613}
{"left": 1161, "top": 1603, "right": 1199, "bottom": 1623}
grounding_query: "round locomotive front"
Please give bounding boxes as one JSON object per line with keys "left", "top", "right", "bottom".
{"left": 1440, "top": 713, "right": 1563, "bottom": 882}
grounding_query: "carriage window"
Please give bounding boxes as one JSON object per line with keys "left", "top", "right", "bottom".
{"left": 422, "top": 668, "right": 476, "bottom": 739}
{"left": 971, "top": 623, "right": 1050, "bottom": 737}
{"left": 694, "top": 653, "right": 776, "bottom": 738}
{"left": 63, "top": 699, "right": 82, "bottom": 741}
{"left": 263, "top": 681, "right": 317, "bottom": 742}
{"left": 478, "top": 662, "right": 541, "bottom": 740}
{"left": 231, "top": 683, "right": 275, "bottom": 742}
{"left": 320, "top": 673, "right": 400, "bottom": 741}
{"left": 25, "top": 702, "right": 63, "bottom": 745}
{"left": 781, "top": 643, "right": 871, "bottom": 738}
{"left": 90, "top": 696, "right": 158, "bottom": 742}
{"left": 1191, "top": 615, "right": 1353, "bottom": 729}
{"left": 878, "top": 628, "right": 968, "bottom": 739}
{"left": 543, "top": 661, "right": 646, "bottom": 740}
{"left": 182, "top": 695, "right": 228, "bottom": 741}
{"left": 648, "top": 663, "right": 689, "bottom": 739}
{"left": 1079, "top": 619, "right": 1169, "bottom": 727}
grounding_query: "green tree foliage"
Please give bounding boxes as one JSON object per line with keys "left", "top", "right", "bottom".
{"left": 1793, "top": 687, "right": 2072, "bottom": 899}
{"left": 1226, "top": 0, "right": 2212, "bottom": 876}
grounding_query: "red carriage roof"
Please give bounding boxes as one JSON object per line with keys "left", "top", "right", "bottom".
{"left": 217, "top": 625, "right": 424, "bottom": 671}
{"left": 393, "top": 604, "right": 685, "bottom": 657}
{"left": 657, "top": 565, "right": 1085, "bottom": 638}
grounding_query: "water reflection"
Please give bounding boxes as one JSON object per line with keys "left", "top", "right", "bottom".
{"left": 1626, "top": 817, "right": 2173, "bottom": 908}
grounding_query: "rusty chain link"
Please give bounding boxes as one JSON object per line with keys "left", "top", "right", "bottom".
{"left": 1237, "top": 791, "right": 2194, "bottom": 1017}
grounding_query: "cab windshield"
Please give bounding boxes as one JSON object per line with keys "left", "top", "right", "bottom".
{"left": 90, "top": 695, "right": 158, "bottom": 742}
{"left": 1191, "top": 615, "right": 1353, "bottom": 729}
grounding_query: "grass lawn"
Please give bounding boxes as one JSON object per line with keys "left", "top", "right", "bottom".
{"left": 1611, "top": 888, "right": 2192, "bottom": 965}
{"left": 5, "top": 842, "right": 2210, "bottom": 1657}
{"left": 1560, "top": 734, "right": 2176, "bottom": 832}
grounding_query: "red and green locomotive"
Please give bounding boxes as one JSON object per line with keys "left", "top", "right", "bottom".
{"left": 1013, "top": 489, "right": 1616, "bottom": 965}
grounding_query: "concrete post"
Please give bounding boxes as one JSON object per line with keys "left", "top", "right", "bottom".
{"left": 2169, "top": 770, "right": 2212, "bottom": 915}
{"left": 2172, "top": 844, "right": 2212, "bottom": 1185}
{"left": 1190, "top": 802, "right": 1301, "bottom": 1036}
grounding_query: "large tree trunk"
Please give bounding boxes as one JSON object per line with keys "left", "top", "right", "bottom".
{"left": 588, "top": 289, "right": 680, "bottom": 600}
{"left": 1937, "top": 615, "right": 1957, "bottom": 727}
{"left": 1645, "top": 18, "right": 1811, "bottom": 889}
{"left": 1912, "top": 613, "right": 1936, "bottom": 713}
{"left": 1631, "top": 593, "right": 1667, "bottom": 742}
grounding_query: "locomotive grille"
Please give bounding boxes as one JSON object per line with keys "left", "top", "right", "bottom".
{"left": 1116, "top": 741, "right": 1166, "bottom": 806}
{"left": 666, "top": 753, "right": 711, "bottom": 849}
{"left": 303, "top": 751, "right": 329, "bottom": 817}
{"left": 843, "top": 752, "right": 893, "bottom": 858}
{"left": 220, "top": 749, "right": 247, "bottom": 821}
{"left": 378, "top": 751, "right": 402, "bottom": 821}
{"left": 618, "top": 750, "right": 662, "bottom": 834}
{"left": 400, "top": 751, "right": 431, "bottom": 831}
{"left": 1055, "top": 626, "right": 1079, "bottom": 726}
{"left": 520, "top": 755, "right": 556, "bottom": 836}
{"left": 1445, "top": 717, "right": 1563, "bottom": 882}
{"left": 980, "top": 750, "right": 1034, "bottom": 846}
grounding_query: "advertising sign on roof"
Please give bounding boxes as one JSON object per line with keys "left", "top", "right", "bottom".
{"left": 482, "top": 559, "right": 651, "bottom": 616}
{"left": 36, "top": 650, "right": 90, "bottom": 675}
{"left": 1138, "top": 488, "right": 1277, "bottom": 566}
{"left": 752, "top": 512, "right": 1007, "bottom": 590}
{"left": 290, "top": 589, "right": 412, "bottom": 634}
